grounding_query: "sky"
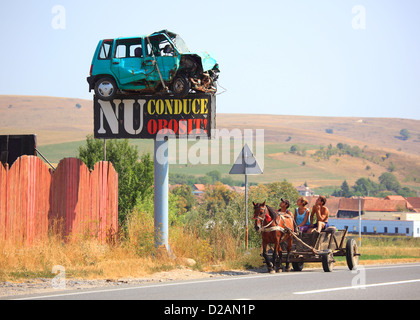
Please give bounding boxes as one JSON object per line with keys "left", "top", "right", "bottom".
{"left": 0, "top": 0, "right": 419, "bottom": 119}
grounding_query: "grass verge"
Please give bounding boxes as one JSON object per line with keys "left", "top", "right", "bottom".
{"left": 1, "top": 217, "right": 419, "bottom": 282}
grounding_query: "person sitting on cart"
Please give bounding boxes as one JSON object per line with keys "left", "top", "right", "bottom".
{"left": 308, "top": 196, "right": 330, "bottom": 233}
{"left": 279, "top": 198, "right": 293, "bottom": 217}
{"left": 295, "top": 197, "right": 312, "bottom": 233}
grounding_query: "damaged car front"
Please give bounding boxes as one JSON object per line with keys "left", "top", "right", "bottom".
{"left": 157, "top": 30, "right": 220, "bottom": 97}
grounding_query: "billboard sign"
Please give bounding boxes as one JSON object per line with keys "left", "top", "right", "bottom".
{"left": 93, "top": 94, "right": 216, "bottom": 139}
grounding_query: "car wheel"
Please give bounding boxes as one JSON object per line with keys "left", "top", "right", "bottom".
{"left": 95, "top": 77, "right": 117, "bottom": 101}
{"left": 172, "top": 75, "right": 190, "bottom": 98}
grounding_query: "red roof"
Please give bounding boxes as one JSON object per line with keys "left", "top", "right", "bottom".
{"left": 193, "top": 184, "right": 206, "bottom": 192}
{"left": 338, "top": 198, "right": 361, "bottom": 211}
{"left": 385, "top": 195, "right": 406, "bottom": 201}
{"left": 407, "top": 197, "right": 420, "bottom": 212}
{"left": 363, "top": 199, "right": 408, "bottom": 212}
{"left": 337, "top": 197, "right": 412, "bottom": 213}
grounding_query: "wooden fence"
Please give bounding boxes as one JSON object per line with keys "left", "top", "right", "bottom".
{"left": 0, "top": 156, "right": 118, "bottom": 245}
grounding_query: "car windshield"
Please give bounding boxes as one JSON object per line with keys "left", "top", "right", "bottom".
{"left": 172, "top": 35, "right": 190, "bottom": 53}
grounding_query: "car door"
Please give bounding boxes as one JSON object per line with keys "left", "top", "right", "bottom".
{"left": 155, "top": 39, "right": 178, "bottom": 82}
{"left": 145, "top": 35, "right": 179, "bottom": 83}
{"left": 110, "top": 38, "right": 148, "bottom": 86}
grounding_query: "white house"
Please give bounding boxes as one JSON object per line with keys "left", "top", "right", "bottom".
{"left": 329, "top": 218, "right": 420, "bottom": 237}
{"left": 296, "top": 185, "right": 314, "bottom": 197}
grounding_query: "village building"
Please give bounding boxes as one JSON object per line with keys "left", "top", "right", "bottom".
{"left": 329, "top": 218, "right": 420, "bottom": 237}
{"left": 303, "top": 195, "right": 420, "bottom": 237}
{"left": 296, "top": 185, "right": 315, "bottom": 197}
{"left": 192, "top": 184, "right": 206, "bottom": 196}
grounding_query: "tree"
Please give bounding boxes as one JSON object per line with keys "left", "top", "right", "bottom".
{"left": 387, "top": 162, "right": 396, "bottom": 172}
{"left": 172, "top": 185, "right": 196, "bottom": 213}
{"left": 198, "top": 175, "right": 212, "bottom": 185}
{"left": 267, "top": 181, "right": 300, "bottom": 210}
{"left": 78, "top": 136, "right": 154, "bottom": 224}
{"left": 341, "top": 180, "right": 351, "bottom": 197}
{"left": 353, "top": 178, "right": 379, "bottom": 196}
{"left": 379, "top": 172, "right": 401, "bottom": 193}
{"left": 77, "top": 136, "right": 104, "bottom": 170}
{"left": 290, "top": 145, "right": 298, "bottom": 153}
{"left": 203, "top": 182, "right": 236, "bottom": 218}
{"left": 206, "top": 170, "right": 222, "bottom": 183}
{"left": 399, "top": 129, "right": 411, "bottom": 140}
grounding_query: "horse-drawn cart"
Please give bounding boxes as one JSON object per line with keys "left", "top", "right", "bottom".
{"left": 281, "top": 226, "right": 360, "bottom": 272}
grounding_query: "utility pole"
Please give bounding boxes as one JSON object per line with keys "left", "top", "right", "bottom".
{"left": 358, "top": 196, "right": 362, "bottom": 248}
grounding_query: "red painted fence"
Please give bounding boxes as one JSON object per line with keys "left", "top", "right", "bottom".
{"left": 0, "top": 156, "right": 118, "bottom": 245}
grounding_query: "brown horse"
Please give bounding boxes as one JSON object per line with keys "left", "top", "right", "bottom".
{"left": 253, "top": 201, "right": 294, "bottom": 273}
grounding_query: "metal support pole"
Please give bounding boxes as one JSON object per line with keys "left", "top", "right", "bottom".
{"left": 154, "top": 137, "right": 170, "bottom": 251}
{"left": 245, "top": 172, "right": 248, "bottom": 250}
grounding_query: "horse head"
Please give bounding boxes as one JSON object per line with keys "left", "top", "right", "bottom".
{"left": 253, "top": 201, "right": 268, "bottom": 232}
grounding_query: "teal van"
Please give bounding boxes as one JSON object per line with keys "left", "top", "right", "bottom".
{"left": 87, "top": 30, "right": 220, "bottom": 100}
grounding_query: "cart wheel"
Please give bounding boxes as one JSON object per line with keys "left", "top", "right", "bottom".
{"left": 346, "top": 238, "right": 359, "bottom": 270}
{"left": 292, "top": 262, "right": 304, "bottom": 272}
{"left": 322, "top": 253, "right": 334, "bottom": 272}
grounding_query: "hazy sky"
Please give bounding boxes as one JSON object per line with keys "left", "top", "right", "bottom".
{"left": 0, "top": 0, "right": 419, "bottom": 119}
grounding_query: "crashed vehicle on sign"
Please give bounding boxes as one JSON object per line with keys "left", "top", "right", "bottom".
{"left": 87, "top": 30, "right": 220, "bottom": 100}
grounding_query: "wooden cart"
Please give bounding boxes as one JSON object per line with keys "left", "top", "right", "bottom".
{"left": 280, "top": 227, "right": 360, "bottom": 272}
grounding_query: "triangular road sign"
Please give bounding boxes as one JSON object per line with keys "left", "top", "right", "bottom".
{"left": 229, "top": 144, "right": 263, "bottom": 175}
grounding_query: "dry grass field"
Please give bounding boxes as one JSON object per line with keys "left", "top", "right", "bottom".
{"left": 0, "top": 95, "right": 92, "bottom": 145}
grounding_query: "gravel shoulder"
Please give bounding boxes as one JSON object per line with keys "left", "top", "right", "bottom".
{"left": 2, "top": 259, "right": 419, "bottom": 298}
{"left": 0, "top": 267, "right": 265, "bottom": 298}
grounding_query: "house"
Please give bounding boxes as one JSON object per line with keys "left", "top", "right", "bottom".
{"left": 296, "top": 185, "right": 314, "bottom": 197}
{"left": 384, "top": 195, "right": 406, "bottom": 201}
{"left": 192, "top": 184, "right": 206, "bottom": 195}
{"left": 336, "top": 198, "right": 362, "bottom": 218}
{"left": 329, "top": 218, "right": 420, "bottom": 237}
{"left": 330, "top": 196, "right": 420, "bottom": 237}
{"left": 407, "top": 197, "right": 420, "bottom": 213}
{"left": 336, "top": 197, "right": 414, "bottom": 219}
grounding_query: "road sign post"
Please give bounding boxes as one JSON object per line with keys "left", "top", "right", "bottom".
{"left": 230, "top": 144, "right": 263, "bottom": 250}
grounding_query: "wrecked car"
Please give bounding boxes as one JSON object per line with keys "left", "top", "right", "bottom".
{"left": 87, "top": 30, "right": 220, "bottom": 100}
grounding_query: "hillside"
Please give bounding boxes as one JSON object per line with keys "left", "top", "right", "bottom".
{"left": 0, "top": 95, "right": 92, "bottom": 145}
{"left": 1, "top": 95, "right": 419, "bottom": 191}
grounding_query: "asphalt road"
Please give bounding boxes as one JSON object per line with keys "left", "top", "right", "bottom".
{"left": 8, "top": 263, "right": 420, "bottom": 301}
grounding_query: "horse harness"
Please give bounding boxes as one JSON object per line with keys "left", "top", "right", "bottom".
{"left": 257, "top": 208, "right": 293, "bottom": 235}
{"left": 256, "top": 205, "right": 321, "bottom": 254}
